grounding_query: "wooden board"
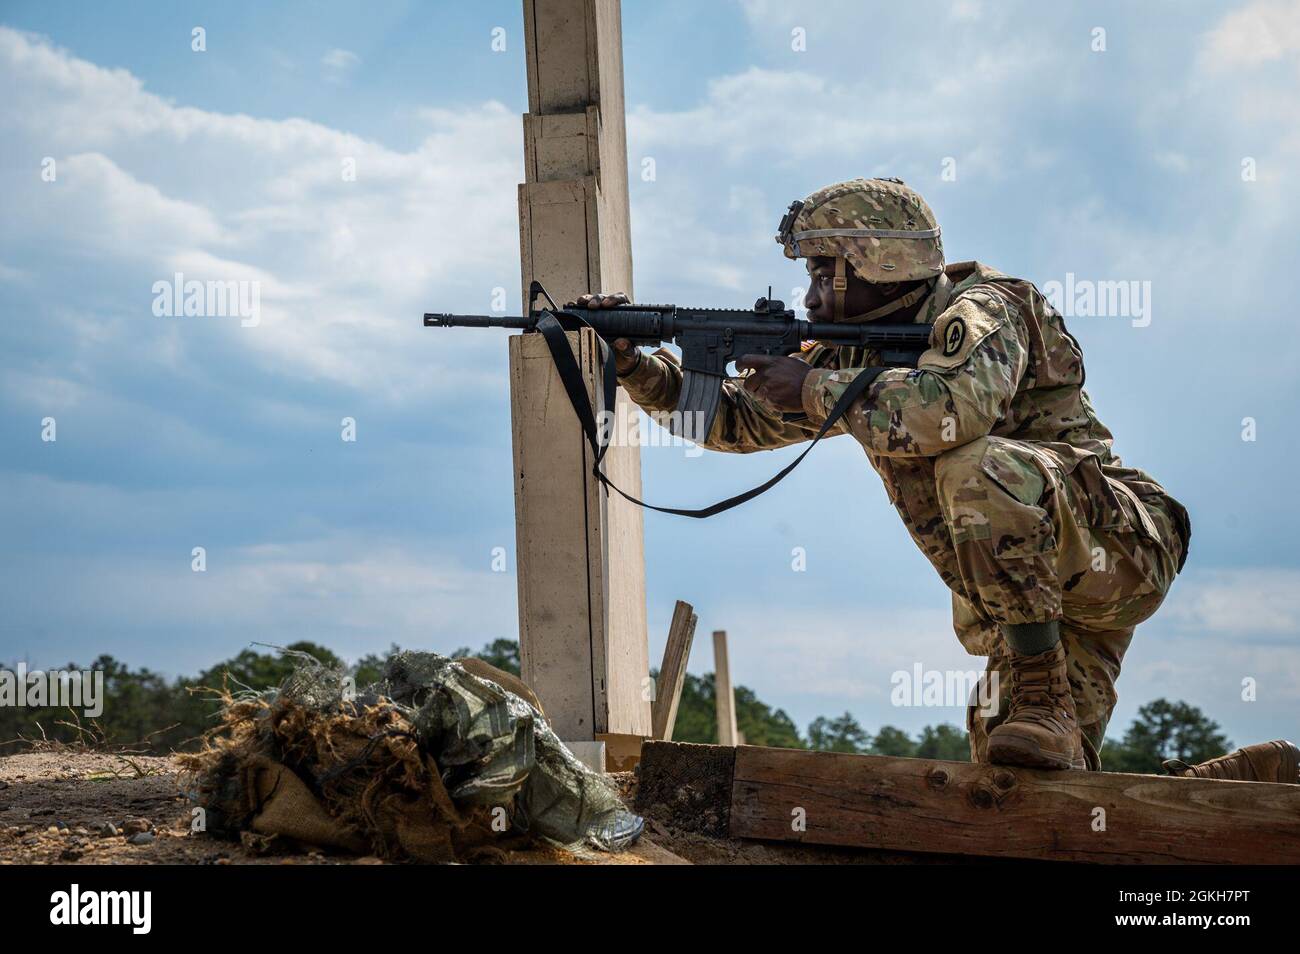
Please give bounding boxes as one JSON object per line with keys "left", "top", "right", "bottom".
{"left": 651, "top": 600, "right": 697, "bottom": 741}
{"left": 730, "top": 745, "right": 1300, "bottom": 864}
{"left": 515, "top": 0, "right": 650, "bottom": 741}
{"left": 712, "top": 630, "right": 737, "bottom": 746}
{"left": 510, "top": 329, "right": 603, "bottom": 739}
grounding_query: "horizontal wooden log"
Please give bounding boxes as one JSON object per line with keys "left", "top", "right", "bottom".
{"left": 729, "top": 745, "right": 1300, "bottom": 864}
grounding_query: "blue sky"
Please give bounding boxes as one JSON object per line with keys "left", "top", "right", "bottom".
{"left": 3, "top": 0, "right": 1299, "bottom": 748}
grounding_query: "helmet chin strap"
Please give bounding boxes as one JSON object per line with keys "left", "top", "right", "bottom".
{"left": 832, "top": 256, "right": 849, "bottom": 322}
{"left": 832, "top": 256, "right": 934, "bottom": 323}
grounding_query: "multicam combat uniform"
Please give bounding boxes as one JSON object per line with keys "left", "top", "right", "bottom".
{"left": 617, "top": 259, "right": 1190, "bottom": 770}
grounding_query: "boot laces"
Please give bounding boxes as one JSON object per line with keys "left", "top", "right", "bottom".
{"left": 1006, "top": 654, "right": 1075, "bottom": 732}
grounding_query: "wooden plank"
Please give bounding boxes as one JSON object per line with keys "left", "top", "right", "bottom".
{"left": 598, "top": 385, "right": 649, "bottom": 736}
{"left": 522, "top": 110, "right": 595, "bottom": 182}
{"left": 515, "top": 0, "right": 650, "bottom": 741}
{"left": 729, "top": 745, "right": 1300, "bottom": 865}
{"left": 651, "top": 601, "right": 697, "bottom": 741}
{"left": 524, "top": 0, "right": 596, "bottom": 115}
{"left": 510, "top": 329, "right": 601, "bottom": 740}
{"left": 712, "top": 630, "right": 737, "bottom": 746}
{"left": 517, "top": 178, "right": 593, "bottom": 302}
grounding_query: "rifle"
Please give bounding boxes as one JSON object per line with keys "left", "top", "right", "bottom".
{"left": 424, "top": 281, "right": 934, "bottom": 517}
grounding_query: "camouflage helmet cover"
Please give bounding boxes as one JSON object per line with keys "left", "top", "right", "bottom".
{"left": 776, "top": 177, "right": 944, "bottom": 284}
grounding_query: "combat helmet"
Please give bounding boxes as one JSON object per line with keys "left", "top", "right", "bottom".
{"left": 776, "top": 177, "right": 944, "bottom": 322}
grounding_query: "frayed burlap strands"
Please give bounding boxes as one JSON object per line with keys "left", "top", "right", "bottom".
{"left": 181, "top": 684, "right": 501, "bottom": 862}
{"left": 180, "top": 650, "right": 643, "bottom": 862}
{"left": 179, "top": 665, "right": 522, "bottom": 868}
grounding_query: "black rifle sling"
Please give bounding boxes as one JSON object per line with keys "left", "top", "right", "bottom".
{"left": 535, "top": 313, "right": 613, "bottom": 468}
{"left": 534, "top": 312, "right": 887, "bottom": 518}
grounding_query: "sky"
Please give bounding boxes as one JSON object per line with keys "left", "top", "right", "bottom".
{"left": 2, "top": 0, "right": 1299, "bottom": 749}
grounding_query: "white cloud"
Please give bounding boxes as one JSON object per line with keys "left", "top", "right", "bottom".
{"left": 2, "top": 531, "right": 520, "bottom": 675}
{"left": 1, "top": 370, "right": 87, "bottom": 411}
{"left": 627, "top": 64, "right": 1019, "bottom": 171}
{"left": 1165, "top": 568, "right": 1300, "bottom": 637}
{"left": 1153, "top": 151, "right": 1191, "bottom": 174}
{"left": 1200, "top": 0, "right": 1300, "bottom": 71}
{"left": 28, "top": 152, "right": 227, "bottom": 260}
{"left": 0, "top": 27, "right": 522, "bottom": 399}
{"left": 321, "top": 48, "right": 360, "bottom": 75}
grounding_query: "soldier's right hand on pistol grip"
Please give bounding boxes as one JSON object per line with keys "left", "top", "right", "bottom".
{"left": 567, "top": 293, "right": 638, "bottom": 372}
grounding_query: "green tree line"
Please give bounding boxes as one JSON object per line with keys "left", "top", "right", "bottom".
{"left": 0, "top": 640, "right": 1230, "bottom": 774}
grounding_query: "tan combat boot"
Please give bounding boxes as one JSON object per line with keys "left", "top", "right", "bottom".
{"left": 987, "top": 643, "right": 1087, "bottom": 770}
{"left": 1163, "top": 740, "right": 1300, "bottom": 784}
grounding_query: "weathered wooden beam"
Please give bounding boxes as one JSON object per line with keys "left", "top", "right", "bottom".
{"left": 514, "top": 0, "right": 650, "bottom": 741}
{"left": 636, "top": 741, "right": 1300, "bottom": 864}
{"left": 652, "top": 600, "right": 697, "bottom": 741}
{"left": 736, "top": 746, "right": 1300, "bottom": 864}
{"left": 712, "top": 630, "right": 737, "bottom": 746}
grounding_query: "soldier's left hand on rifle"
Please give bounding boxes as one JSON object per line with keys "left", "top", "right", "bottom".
{"left": 567, "top": 292, "right": 639, "bottom": 374}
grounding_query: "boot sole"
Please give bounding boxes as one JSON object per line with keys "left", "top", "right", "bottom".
{"left": 988, "top": 734, "right": 1086, "bottom": 771}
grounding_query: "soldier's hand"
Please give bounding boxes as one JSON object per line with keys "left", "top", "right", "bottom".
{"left": 565, "top": 293, "right": 639, "bottom": 373}
{"left": 734, "top": 354, "right": 811, "bottom": 412}
{"left": 608, "top": 337, "right": 640, "bottom": 374}
{"left": 567, "top": 292, "right": 629, "bottom": 309}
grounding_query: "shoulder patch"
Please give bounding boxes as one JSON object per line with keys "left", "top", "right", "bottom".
{"left": 940, "top": 317, "right": 966, "bottom": 357}
{"left": 919, "top": 297, "right": 1008, "bottom": 372}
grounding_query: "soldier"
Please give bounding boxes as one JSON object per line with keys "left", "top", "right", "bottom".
{"left": 572, "top": 176, "right": 1290, "bottom": 778}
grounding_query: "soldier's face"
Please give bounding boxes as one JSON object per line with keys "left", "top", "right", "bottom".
{"left": 804, "top": 256, "right": 886, "bottom": 321}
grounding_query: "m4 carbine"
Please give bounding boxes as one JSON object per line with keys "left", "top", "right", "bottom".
{"left": 426, "top": 281, "right": 933, "bottom": 445}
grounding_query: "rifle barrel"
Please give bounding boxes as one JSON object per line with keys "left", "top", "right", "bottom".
{"left": 424, "top": 314, "right": 535, "bottom": 329}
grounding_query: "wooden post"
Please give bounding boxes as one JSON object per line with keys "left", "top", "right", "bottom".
{"left": 513, "top": 0, "right": 650, "bottom": 742}
{"left": 652, "top": 600, "right": 697, "bottom": 741}
{"left": 712, "top": 630, "right": 738, "bottom": 746}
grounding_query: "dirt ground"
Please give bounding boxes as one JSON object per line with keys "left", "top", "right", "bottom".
{"left": 0, "top": 747, "right": 969, "bottom": 866}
